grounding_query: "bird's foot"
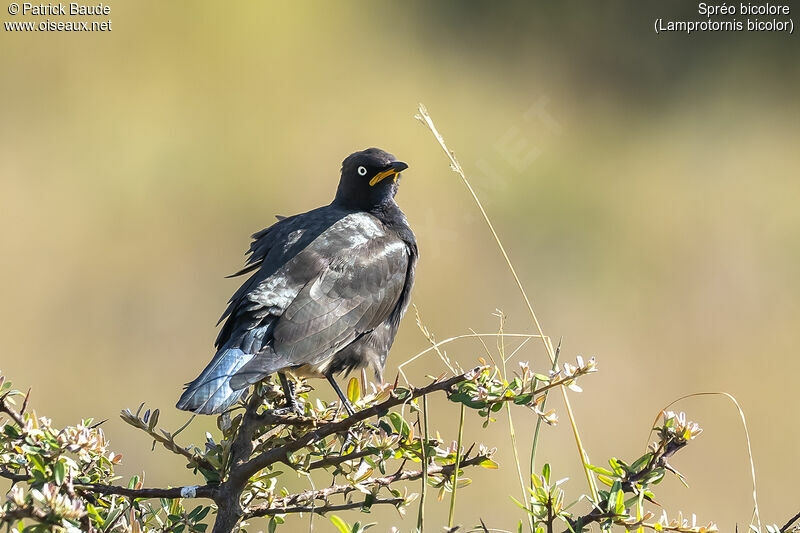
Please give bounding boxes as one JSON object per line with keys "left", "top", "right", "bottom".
{"left": 269, "top": 401, "right": 304, "bottom": 417}
{"left": 340, "top": 431, "right": 356, "bottom": 455}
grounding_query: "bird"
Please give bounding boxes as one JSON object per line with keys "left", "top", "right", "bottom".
{"left": 176, "top": 148, "right": 417, "bottom": 416}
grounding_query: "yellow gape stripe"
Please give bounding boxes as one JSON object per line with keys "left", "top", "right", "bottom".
{"left": 369, "top": 169, "right": 397, "bottom": 186}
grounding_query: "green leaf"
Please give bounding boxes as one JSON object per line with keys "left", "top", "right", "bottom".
{"left": 586, "top": 464, "right": 615, "bottom": 477}
{"left": 361, "top": 492, "right": 375, "bottom": 511}
{"left": 607, "top": 481, "right": 622, "bottom": 514}
{"left": 149, "top": 409, "right": 160, "bottom": 430}
{"left": 29, "top": 454, "right": 46, "bottom": 475}
{"left": 512, "top": 394, "right": 532, "bottom": 405}
{"left": 542, "top": 463, "right": 551, "bottom": 484}
{"left": 101, "top": 506, "right": 123, "bottom": 530}
{"left": 195, "top": 506, "right": 211, "bottom": 521}
{"left": 53, "top": 461, "right": 65, "bottom": 485}
{"left": 387, "top": 412, "right": 410, "bottom": 438}
{"left": 392, "top": 387, "right": 411, "bottom": 400}
{"left": 329, "top": 515, "right": 351, "bottom": 533}
{"left": 629, "top": 453, "right": 653, "bottom": 473}
{"left": 187, "top": 506, "right": 204, "bottom": 520}
{"left": 608, "top": 457, "right": 624, "bottom": 476}
{"left": 614, "top": 487, "right": 625, "bottom": 515}
{"left": 448, "top": 392, "right": 487, "bottom": 409}
{"left": 509, "top": 496, "right": 533, "bottom": 515}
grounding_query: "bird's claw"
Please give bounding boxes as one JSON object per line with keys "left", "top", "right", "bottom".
{"left": 339, "top": 430, "right": 356, "bottom": 455}
{"left": 269, "top": 403, "right": 304, "bottom": 417}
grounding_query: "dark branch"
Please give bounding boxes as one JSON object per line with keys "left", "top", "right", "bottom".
{"left": 781, "top": 510, "right": 800, "bottom": 533}
{"left": 269, "top": 453, "right": 488, "bottom": 509}
{"left": 0, "top": 467, "right": 28, "bottom": 483}
{"left": 246, "top": 497, "right": 404, "bottom": 518}
{"left": 0, "top": 393, "right": 26, "bottom": 427}
{"left": 0, "top": 505, "right": 48, "bottom": 522}
{"left": 75, "top": 482, "right": 217, "bottom": 501}
{"left": 212, "top": 389, "right": 268, "bottom": 533}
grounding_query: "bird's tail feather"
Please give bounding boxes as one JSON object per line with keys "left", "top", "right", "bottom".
{"left": 228, "top": 349, "right": 295, "bottom": 390}
{"left": 176, "top": 348, "right": 255, "bottom": 415}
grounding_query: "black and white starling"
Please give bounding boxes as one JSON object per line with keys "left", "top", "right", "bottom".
{"left": 176, "top": 148, "right": 417, "bottom": 415}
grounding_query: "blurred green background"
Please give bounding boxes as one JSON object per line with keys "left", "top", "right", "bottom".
{"left": 2, "top": 1, "right": 799, "bottom": 530}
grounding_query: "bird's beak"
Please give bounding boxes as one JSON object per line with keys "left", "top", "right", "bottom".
{"left": 369, "top": 161, "right": 409, "bottom": 187}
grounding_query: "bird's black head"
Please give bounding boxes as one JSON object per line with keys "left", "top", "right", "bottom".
{"left": 333, "top": 148, "right": 409, "bottom": 210}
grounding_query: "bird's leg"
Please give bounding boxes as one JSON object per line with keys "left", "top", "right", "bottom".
{"left": 327, "top": 374, "right": 358, "bottom": 454}
{"left": 270, "top": 372, "right": 303, "bottom": 416}
{"left": 326, "top": 374, "right": 356, "bottom": 417}
{"left": 327, "top": 374, "right": 383, "bottom": 454}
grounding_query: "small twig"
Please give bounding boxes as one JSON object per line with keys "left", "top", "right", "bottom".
{"left": 20, "top": 388, "right": 31, "bottom": 416}
{"left": 448, "top": 403, "right": 466, "bottom": 528}
{"left": 397, "top": 333, "right": 544, "bottom": 386}
{"left": 0, "top": 393, "right": 26, "bottom": 427}
{"left": 417, "top": 393, "right": 429, "bottom": 533}
{"left": 780, "top": 510, "right": 800, "bottom": 532}
{"left": 120, "top": 410, "right": 217, "bottom": 474}
{"left": 530, "top": 338, "right": 561, "bottom": 488}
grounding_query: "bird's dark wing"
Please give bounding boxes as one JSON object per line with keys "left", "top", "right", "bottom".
{"left": 228, "top": 231, "right": 410, "bottom": 388}
{"left": 214, "top": 208, "right": 339, "bottom": 350}
{"left": 273, "top": 236, "right": 409, "bottom": 360}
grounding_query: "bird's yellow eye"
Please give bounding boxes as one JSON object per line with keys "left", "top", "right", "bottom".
{"left": 357, "top": 166, "right": 367, "bottom": 176}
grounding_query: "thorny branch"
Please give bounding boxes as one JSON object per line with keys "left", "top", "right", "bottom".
{"left": 247, "top": 497, "right": 405, "bottom": 518}
{"left": 248, "top": 453, "right": 490, "bottom": 517}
